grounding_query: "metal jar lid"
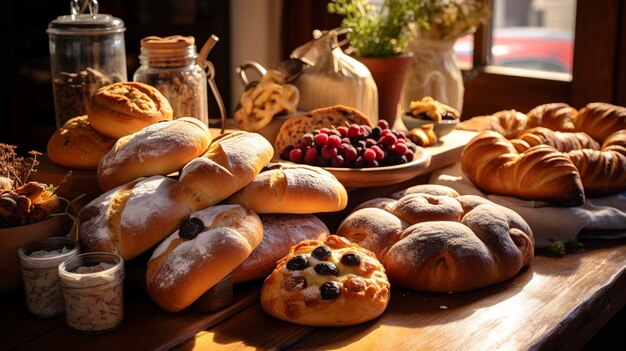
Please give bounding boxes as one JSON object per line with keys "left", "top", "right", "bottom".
{"left": 47, "top": 1, "right": 125, "bottom": 35}
{"left": 47, "top": 14, "right": 125, "bottom": 35}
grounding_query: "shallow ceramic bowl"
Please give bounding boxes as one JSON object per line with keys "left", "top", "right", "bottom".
{"left": 0, "top": 216, "right": 72, "bottom": 293}
{"left": 401, "top": 115, "right": 459, "bottom": 137}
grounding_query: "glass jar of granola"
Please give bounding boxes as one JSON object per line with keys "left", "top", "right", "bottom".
{"left": 133, "top": 35, "right": 209, "bottom": 125}
{"left": 47, "top": 1, "right": 127, "bottom": 127}
{"left": 58, "top": 252, "right": 125, "bottom": 334}
{"left": 18, "top": 237, "right": 80, "bottom": 318}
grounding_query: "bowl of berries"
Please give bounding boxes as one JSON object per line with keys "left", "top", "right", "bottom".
{"left": 277, "top": 120, "right": 431, "bottom": 188}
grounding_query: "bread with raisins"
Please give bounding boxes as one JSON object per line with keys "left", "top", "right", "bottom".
{"left": 274, "top": 105, "right": 374, "bottom": 155}
{"left": 146, "top": 205, "right": 263, "bottom": 312}
{"left": 261, "top": 235, "right": 390, "bottom": 326}
{"left": 231, "top": 214, "right": 330, "bottom": 283}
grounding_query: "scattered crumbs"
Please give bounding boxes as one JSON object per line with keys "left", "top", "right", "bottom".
{"left": 439, "top": 305, "right": 448, "bottom": 310}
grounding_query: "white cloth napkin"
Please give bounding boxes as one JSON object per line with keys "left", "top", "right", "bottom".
{"left": 429, "top": 163, "right": 626, "bottom": 247}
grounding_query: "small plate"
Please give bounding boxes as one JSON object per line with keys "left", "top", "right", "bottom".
{"left": 401, "top": 115, "right": 459, "bottom": 137}
{"left": 322, "top": 146, "right": 431, "bottom": 188}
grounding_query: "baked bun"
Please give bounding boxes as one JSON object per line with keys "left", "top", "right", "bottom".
{"left": 526, "top": 102, "right": 577, "bottom": 132}
{"left": 461, "top": 131, "right": 585, "bottom": 205}
{"left": 337, "top": 187, "right": 534, "bottom": 292}
{"left": 274, "top": 105, "right": 374, "bottom": 155}
{"left": 76, "top": 175, "right": 190, "bottom": 261}
{"left": 88, "top": 81, "right": 173, "bottom": 139}
{"left": 456, "top": 109, "right": 529, "bottom": 139}
{"left": 176, "top": 131, "right": 274, "bottom": 211}
{"left": 261, "top": 235, "right": 390, "bottom": 326}
{"left": 47, "top": 115, "right": 116, "bottom": 169}
{"left": 574, "top": 102, "right": 626, "bottom": 141}
{"left": 227, "top": 162, "right": 348, "bottom": 214}
{"left": 97, "top": 117, "right": 211, "bottom": 191}
{"left": 146, "top": 205, "right": 263, "bottom": 312}
{"left": 231, "top": 214, "right": 330, "bottom": 283}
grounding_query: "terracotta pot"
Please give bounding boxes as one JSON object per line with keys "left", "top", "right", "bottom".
{"left": 355, "top": 53, "right": 413, "bottom": 127}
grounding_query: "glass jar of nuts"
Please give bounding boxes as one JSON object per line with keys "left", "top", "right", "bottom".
{"left": 47, "top": 1, "right": 127, "bottom": 128}
{"left": 133, "top": 35, "right": 210, "bottom": 125}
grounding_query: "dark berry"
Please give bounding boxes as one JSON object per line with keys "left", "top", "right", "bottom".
{"left": 286, "top": 255, "right": 308, "bottom": 270}
{"left": 340, "top": 253, "right": 361, "bottom": 266}
{"left": 314, "top": 262, "right": 338, "bottom": 275}
{"left": 320, "top": 281, "right": 341, "bottom": 300}
{"left": 304, "top": 148, "right": 318, "bottom": 165}
{"left": 289, "top": 148, "right": 304, "bottom": 163}
{"left": 315, "top": 133, "right": 329, "bottom": 146}
{"left": 179, "top": 217, "right": 205, "bottom": 239}
{"left": 377, "top": 119, "right": 390, "bottom": 129}
{"left": 312, "top": 246, "right": 332, "bottom": 260}
{"left": 280, "top": 145, "right": 294, "bottom": 160}
{"left": 321, "top": 145, "right": 338, "bottom": 160}
{"left": 331, "top": 155, "right": 345, "bottom": 167}
{"left": 363, "top": 148, "right": 376, "bottom": 162}
{"left": 326, "top": 135, "right": 342, "bottom": 148}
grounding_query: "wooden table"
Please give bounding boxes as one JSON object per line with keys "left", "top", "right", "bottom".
{"left": 4, "top": 130, "right": 625, "bottom": 350}
{"left": 2, "top": 239, "right": 625, "bottom": 351}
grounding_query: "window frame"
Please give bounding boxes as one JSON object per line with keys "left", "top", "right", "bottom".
{"left": 461, "top": 0, "right": 626, "bottom": 118}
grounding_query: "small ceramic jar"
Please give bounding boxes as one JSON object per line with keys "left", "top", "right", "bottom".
{"left": 18, "top": 237, "right": 80, "bottom": 318}
{"left": 58, "top": 252, "right": 125, "bottom": 334}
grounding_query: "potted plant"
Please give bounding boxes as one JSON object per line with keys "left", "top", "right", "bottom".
{"left": 328, "top": 0, "right": 422, "bottom": 126}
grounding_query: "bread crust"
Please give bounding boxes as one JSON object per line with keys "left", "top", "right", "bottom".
{"left": 231, "top": 214, "right": 330, "bottom": 283}
{"left": 227, "top": 162, "right": 348, "bottom": 214}
{"left": 97, "top": 117, "right": 211, "bottom": 191}
{"left": 337, "top": 187, "right": 534, "bottom": 292}
{"left": 274, "top": 105, "right": 374, "bottom": 154}
{"left": 47, "top": 115, "right": 116, "bottom": 169}
{"left": 146, "top": 205, "right": 263, "bottom": 312}
{"left": 176, "top": 131, "right": 274, "bottom": 211}
{"left": 261, "top": 235, "right": 390, "bottom": 326}
{"left": 76, "top": 175, "right": 190, "bottom": 261}
{"left": 88, "top": 81, "right": 173, "bottom": 139}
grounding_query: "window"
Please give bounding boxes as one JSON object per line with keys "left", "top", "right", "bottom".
{"left": 460, "top": 0, "right": 626, "bottom": 119}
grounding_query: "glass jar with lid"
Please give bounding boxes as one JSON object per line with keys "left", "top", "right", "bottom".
{"left": 47, "top": 0, "right": 127, "bottom": 128}
{"left": 133, "top": 35, "right": 209, "bottom": 125}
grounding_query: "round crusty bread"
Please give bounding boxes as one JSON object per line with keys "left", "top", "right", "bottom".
{"left": 88, "top": 81, "right": 173, "bottom": 139}
{"left": 97, "top": 117, "right": 211, "bottom": 191}
{"left": 261, "top": 235, "right": 390, "bottom": 327}
{"left": 231, "top": 214, "right": 330, "bottom": 283}
{"left": 274, "top": 105, "right": 374, "bottom": 155}
{"left": 47, "top": 115, "right": 117, "bottom": 170}
{"left": 336, "top": 186, "right": 534, "bottom": 292}
{"left": 226, "top": 162, "right": 348, "bottom": 214}
{"left": 176, "top": 131, "right": 274, "bottom": 212}
{"left": 76, "top": 175, "right": 191, "bottom": 261}
{"left": 146, "top": 205, "right": 263, "bottom": 312}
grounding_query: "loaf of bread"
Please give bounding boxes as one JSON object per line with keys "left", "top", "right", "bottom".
{"left": 566, "top": 130, "right": 626, "bottom": 197}
{"left": 526, "top": 102, "right": 577, "bottom": 132}
{"left": 261, "top": 235, "right": 390, "bottom": 326}
{"left": 176, "top": 131, "right": 274, "bottom": 212}
{"left": 574, "top": 102, "right": 626, "bottom": 141}
{"left": 146, "top": 205, "right": 263, "bottom": 312}
{"left": 76, "top": 131, "right": 274, "bottom": 262}
{"left": 461, "top": 131, "right": 585, "bottom": 205}
{"left": 512, "top": 127, "right": 599, "bottom": 153}
{"left": 227, "top": 162, "right": 348, "bottom": 214}
{"left": 456, "top": 109, "right": 528, "bottom": 139}
{"left": 47, "top": 115, "right": 116, "bottom": 170}
{"left": 231, "top": 214, "right": 330, "bottom": 283}
{"left": 336, "top": 186, "right": 534, "bottom": 292}
{"left": 76, "top": 175, "right": 190, "bottom": 261}
{"left": 97, "top": 117, "right": 211, "bottom": 191}
{"left": 274, "top": 105, "right": 374, "bottom": 155}
{"left": 88, "top": 82, "right": 173, "bottom": 139}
